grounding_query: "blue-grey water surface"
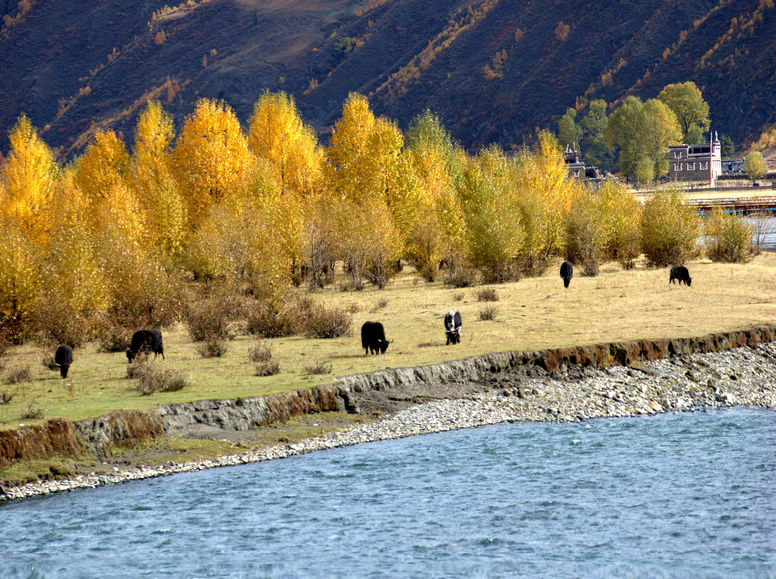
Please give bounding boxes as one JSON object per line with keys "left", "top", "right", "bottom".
{"left": 2, "top": 407, "right": 775, "bottom": 578}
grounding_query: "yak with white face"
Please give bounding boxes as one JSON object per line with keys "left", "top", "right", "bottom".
{"left": 444, "top": 310, "right": 462, "bottom": 345}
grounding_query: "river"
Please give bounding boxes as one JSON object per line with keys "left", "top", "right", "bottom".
{"left": 2, "top": 407, "right": 775, "bottom": 577}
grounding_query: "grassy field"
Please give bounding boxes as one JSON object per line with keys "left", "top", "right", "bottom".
{"left": 2, "top": 253, "right": 776, "bottom": 431}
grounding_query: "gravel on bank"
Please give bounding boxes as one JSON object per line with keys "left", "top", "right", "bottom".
{"left": 3, "top": 342, "right": 776, "bottom": 503}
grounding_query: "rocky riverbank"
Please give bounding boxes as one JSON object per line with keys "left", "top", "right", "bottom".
{"left": 3, "top": 341, "right": 775, "bottom": 503}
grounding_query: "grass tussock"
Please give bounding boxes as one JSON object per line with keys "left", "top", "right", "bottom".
{"left": 476, "top": 287, "right": 499, "bottom": 302}
{"left": 196, "top": 339, "right": 228, "bottom": 358}
{"left": 302, "top": 360, "right": 333, "bottom": 376}
{"left": 478, "top": 305, "right": 498, "bottom": 321}
{"left": 255, "top": 360, "right": 280, "bottom": 376}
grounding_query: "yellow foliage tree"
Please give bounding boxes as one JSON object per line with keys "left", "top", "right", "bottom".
{"left": 36, "top": 220, "right": 111, "bottom": 346}
{"left": 247, "top": 91, "right": 324, "bottom": 197}
{"left": 512, "top": 131, "right": 578, "bottom": 275}
{"left": 596, "top": 180, "right": 642, "bottom": 268}
{"left": 173, "top": 98, "right": 255, "bottom": 228}
{"left": 0, "top": 115, "right": 58, "bottom": 245}
{"left": 0, "top": 219, "right": 40, "bottom": 342}
{"left": 326, "top": 94, "right": 405, "bottom": 288}
{"left": 457, "top": 147, "right": 525, "bottom": 283}
{"left": 406, "top": 110, "right": 467, "bottom": 280}
{"left": 75, "top": 130, "right": 131, "bottom": 201}
{"left": 132, "top": 101, "right": 186, "bottom": 256}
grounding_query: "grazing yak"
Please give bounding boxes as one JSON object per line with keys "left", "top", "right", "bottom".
{"left": 560, "top": 261, "right": 574, "bottom": 288}
{"left": 444, "top": 310, "right": 462, "bottom": 345}
{"left": 361, "top": 321, "right": 390, "bottom": 355}
{"left": 54, "top": 345, "right": 73, "bottom": 379}
{"left": 126, "top": 329, "right": 165, "bottom": 363}
{"left": 669, "top": 265, "right": 692, "bottom": 286}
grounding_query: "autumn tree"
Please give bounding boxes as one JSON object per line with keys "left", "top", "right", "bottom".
{"left": 565, "top": 190, "right": 607, "bottom": 276}
{"left": 704, "top": 208, "right": 752, "bottom": 263}
{"left": 657, "top": 81, "right": 710, "bottom": 144}
{"left": 132, "top": 101, "right": 186, "bottom": 256}
{"left": 75, "top": 130, "right": 131, "bottom": 201}
{"left": 513, "top": 131, "right": 578, "bottom": 275}
{"left": 406, "top": 110, "right": 467, "bottom": 281}
{"left": 457, "top": 146, "right": 525, "bottom": 283}
{"left": 604, "top": 96, "right": 681, "bottom": 182}
{"left": 0, "top": 220, "right": 40, "bottom": 342}
{"left": 640, "top": 189, "right": 699, "bottom": 266}
{"left": 744, "top": 151, "right": 767, "bottom": 182}
{"left": 173, "top": 98, "right": 255, "bottom": 228}
{"left": 0, "top": 115, "right": 58, "bottom": 245}
{"left": 247, "top": 91, "right": 324, "bottom": 197}
{"left": 596, "top": 180, "right": 642, "bottom": 268}
{"left": 326, "top": 94, "right": 404, "bottom": 288}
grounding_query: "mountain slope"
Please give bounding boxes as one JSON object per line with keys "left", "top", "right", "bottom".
{"left": 1, "top": 0, "right": 774, "bottom": 158}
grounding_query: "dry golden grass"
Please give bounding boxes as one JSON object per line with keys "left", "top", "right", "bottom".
{"left": 2, "top": 254, "right": 776, "bottom": 430}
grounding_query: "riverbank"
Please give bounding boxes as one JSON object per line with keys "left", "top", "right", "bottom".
{"left": 3, "top": 339, "right": 775, "bottom": 503}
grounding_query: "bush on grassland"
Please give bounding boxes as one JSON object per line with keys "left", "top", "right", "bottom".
{"left": 186, "top": 298, "right": 235, "bottom": 342}
{"left": 196, "top": 339, "right": 228, "bottom": 358}
{"left": 301, "top": 303, "right": 352, "bottom": 339}
{"left": 129, "top": 361, "right": 188, "bottom": 395}
{"left": 248, "top": 343, "right": 273, "bottom": 363}
{"left": 255, "top": 360, "right": 280, "bottom": 376}
{"left": 704, "top": 208, "right": 753, "bottom": 263}
{"left": 476, "top": 287, "right": 499, "bottom": 302}
{"left": 302, "top": 360, "right": 332, "bottom": 375}
{"left": 640, "top": 190, "right": 699, "bottom": 267}
{"left": 245, "top": 297, "right": 312, "bottom": 338}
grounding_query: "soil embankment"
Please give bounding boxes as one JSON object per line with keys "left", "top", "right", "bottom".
{"left": 2, "top": 325, "right": 776, "bottom": 501}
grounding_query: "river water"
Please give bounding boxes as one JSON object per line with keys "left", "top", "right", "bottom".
{"left": 2, "top": 407, "right": 775, "bottom": 578}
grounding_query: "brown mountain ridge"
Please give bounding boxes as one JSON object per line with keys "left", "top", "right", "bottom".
{"left": 1, "top": 0, "right": 774, "bottom": 159}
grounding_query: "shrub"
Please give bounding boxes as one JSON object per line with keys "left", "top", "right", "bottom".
{"left": 248, "top": 343, "right": 273, "bottom": 363}
{"left": 302, "top": 360, "right": 333, "bottom": 375}
{"left": 452, "top": 291, "right": 464, "bottom": 302}
{"left": 21, "top": 402, "right": 44, "bottom": 420}
{"left": 442, "top": 263, "right": 479, "bottom": 288}
{"left": 245, "top": 299, "right": 307, "bottom": 338}
{"left": 476, "top": 287, "right": 499, "bottom": 302}
{"left": 197, "top": 339, "right": 228, "bottom": 358}
{"left": 478, "top": 305, "right": 498, "bottom": 321}
{"left": 641, "top": 190, "right": 700, "bottom": 266}
{"left": 255, "top": 360, "right": 280, "bottom": 376}
{"left": 97, "top": 322, "right": 131, "bottom": 353}
{"left": 1, "top": 390, "right": 14, "bottom": 404}
{"left": 129, "top": 362, "right": 188, "bottom": 395}
{"left": 301, "top": 304, "right": 352, "bottom": 339}
{"left": 4, "top": 365, "right": 32, "bottom": 384}
{"left": 187, "top": 299, "right": 233, "bottom": 342}
{"left": 704, "top": 209, "right": 753, "bottom": 263}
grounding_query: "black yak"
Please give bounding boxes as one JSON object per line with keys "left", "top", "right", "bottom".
{"left": 361, "top": 321, "right": 390, "bottom": 355}
{"left": 444, "top": 310, "right": 462, "bottom": 345}
{"left": 54, "top": 345, "right": 73, "bottom": 379}
{"left": 669, "top": 265, "right": 692, "bottom": 286}
{"left": 560, "top": 261, "right": 574, "bottom": 288}
{"left": 126, "top": 329, "right": 165, "bottom": 362}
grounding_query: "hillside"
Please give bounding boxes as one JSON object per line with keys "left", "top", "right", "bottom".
{"left": 1, "top": 0, "right": 774, "bottom": 158}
